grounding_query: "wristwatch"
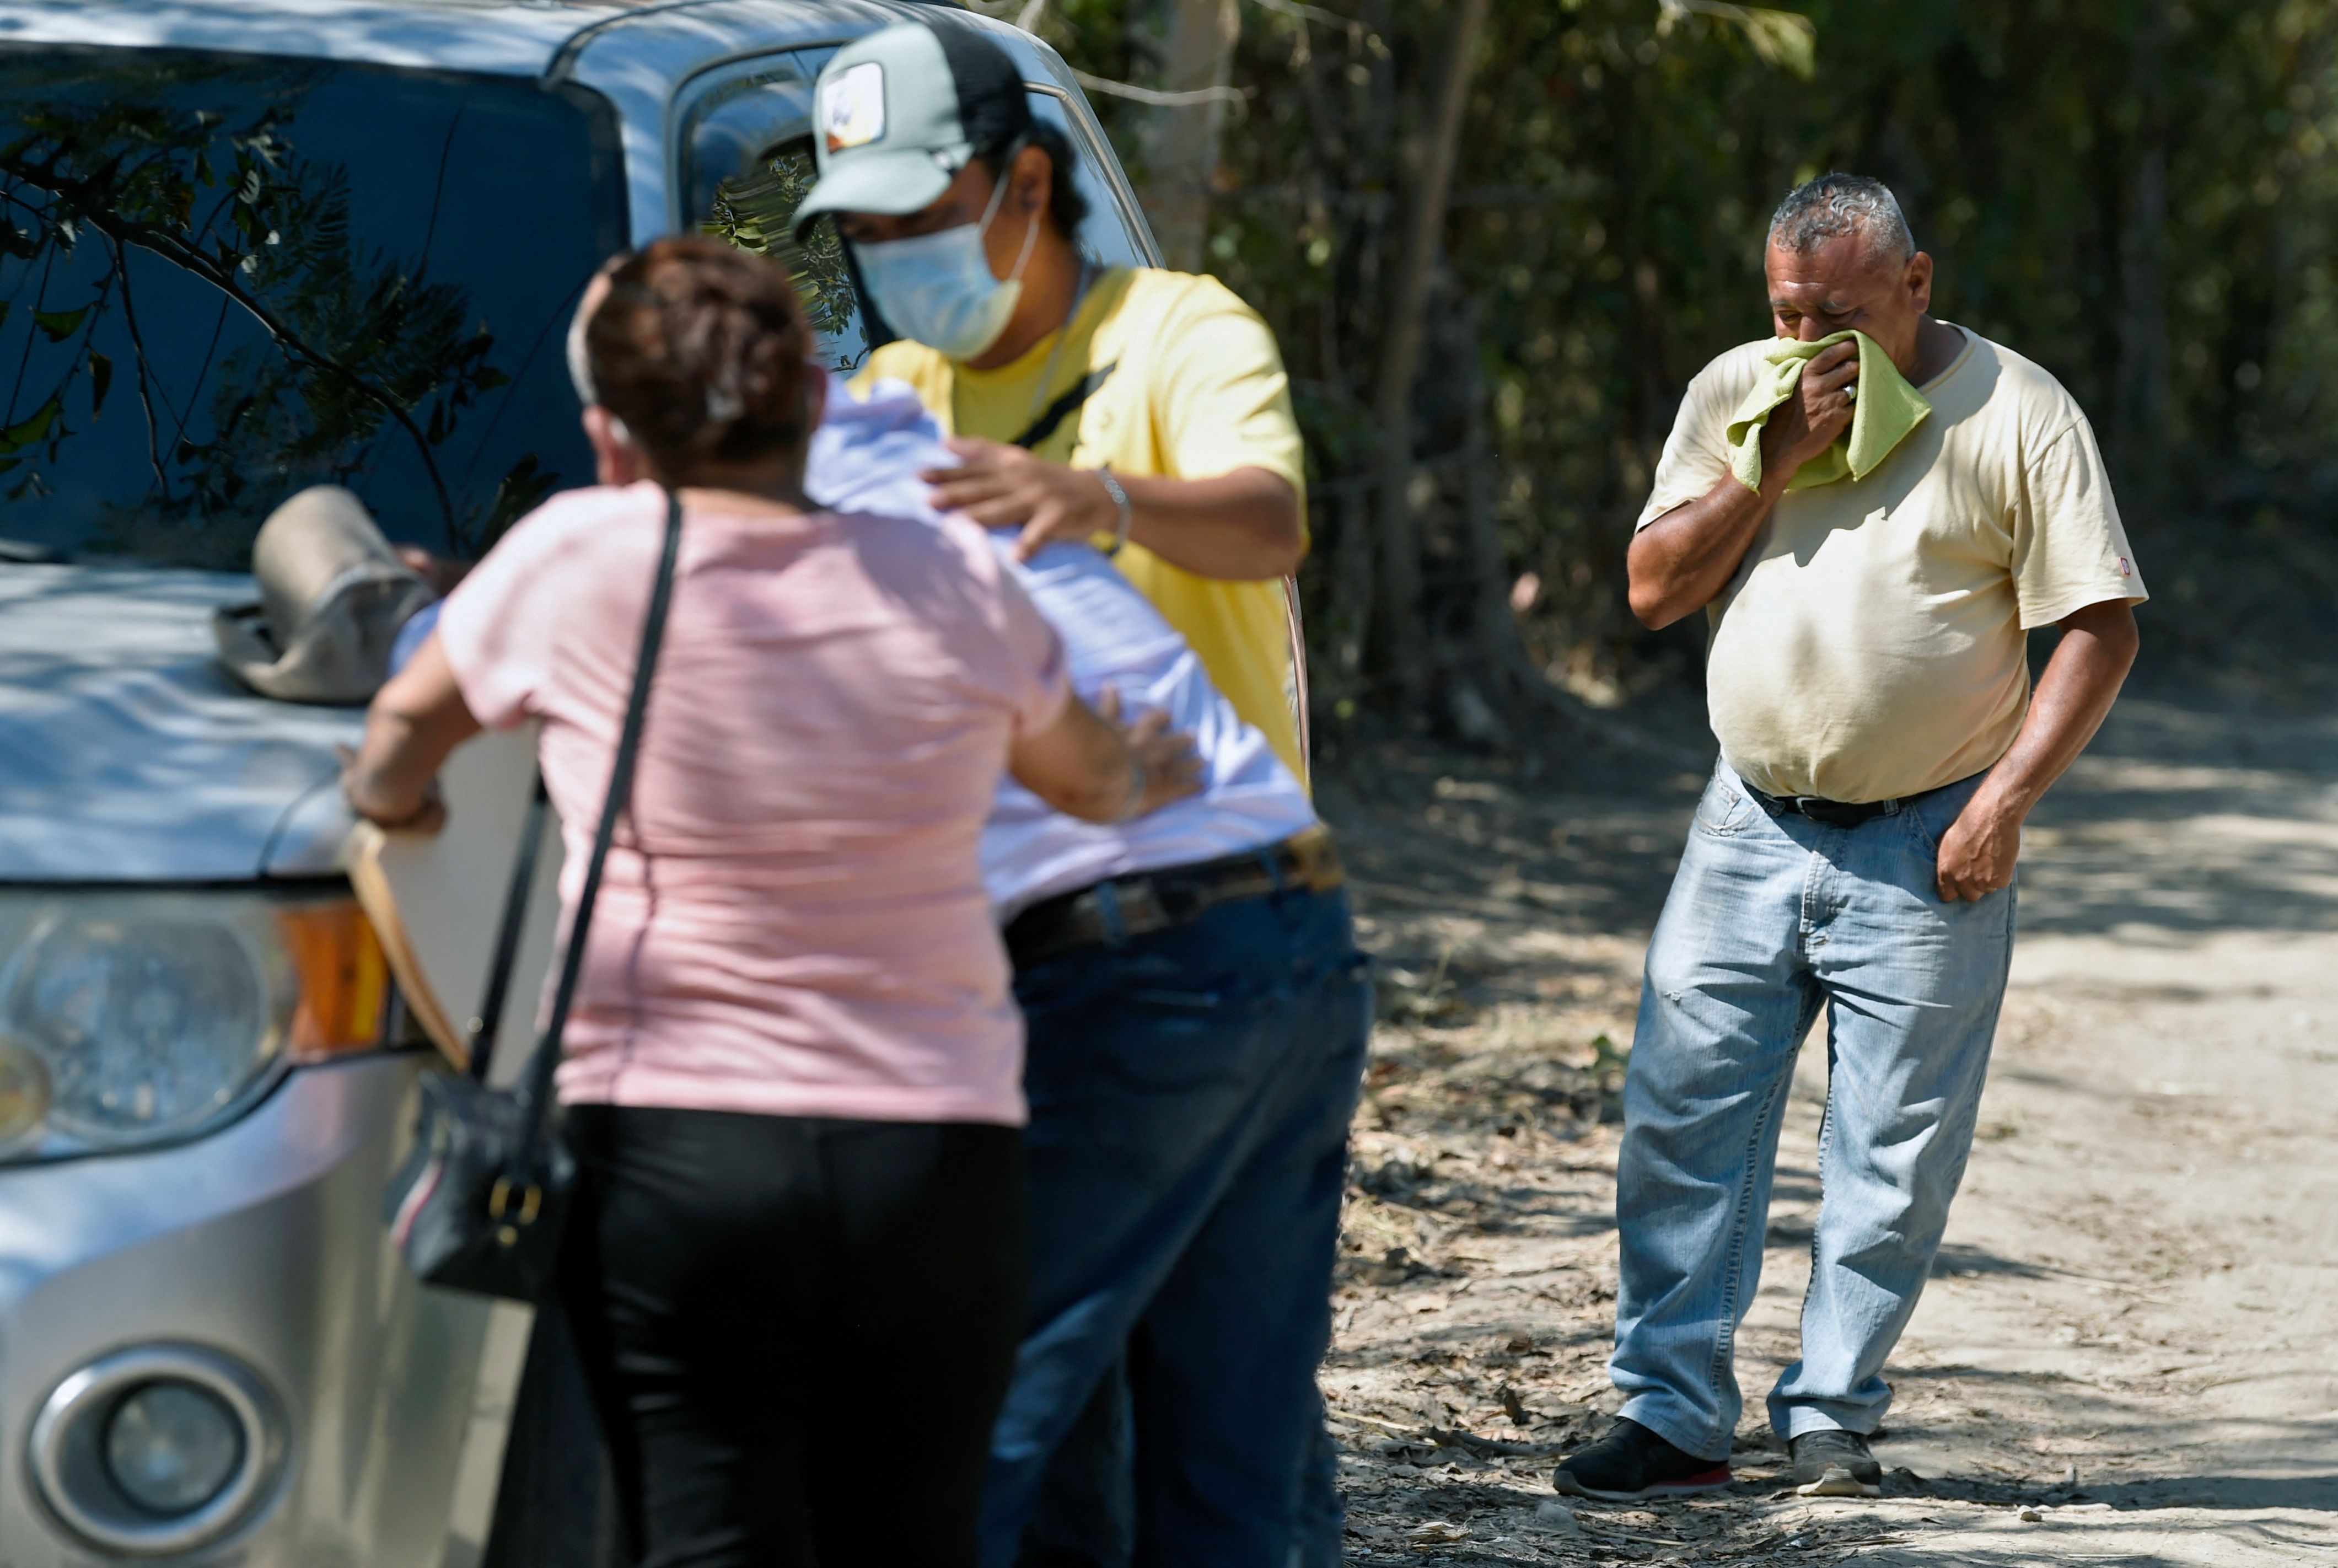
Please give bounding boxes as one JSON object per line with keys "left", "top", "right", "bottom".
{"left": 1094, "top": 466, "right": 1133, "bottom": 555}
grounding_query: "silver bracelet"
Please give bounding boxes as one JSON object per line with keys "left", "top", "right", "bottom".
{"left": 1094, "top": 466, "right": 1133, "bottom": 555}
{"left": 1113, "top": 751, "right": 1148, "bottom": 821}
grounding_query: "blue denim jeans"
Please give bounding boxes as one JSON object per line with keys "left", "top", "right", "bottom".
{"left": 979, "top": 882, "right": 1372, "bottom": 1568}
{"left": 1611, "top": 762, "right": 2016, "bottom": 1460}
{"left": 1010, "top": 1365, "right": 1346, "bottom": 1568}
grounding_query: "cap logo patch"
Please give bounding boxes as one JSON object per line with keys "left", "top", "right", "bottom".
{"left": 823, "top": 62, "right": 886, "bottom": 152}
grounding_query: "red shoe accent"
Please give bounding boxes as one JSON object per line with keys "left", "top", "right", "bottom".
{"left": 1644, "top": 1464, "right": 1734, "bottom": 1495}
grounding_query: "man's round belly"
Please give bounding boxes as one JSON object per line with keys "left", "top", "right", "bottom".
{"left": 1703, "top": 606, "right": 2032, "bottom": 804}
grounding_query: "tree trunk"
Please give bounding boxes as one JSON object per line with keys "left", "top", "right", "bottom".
{"left": 1372, "top": 0, "right": 1490, "bottom": 706}
{"left": 1460, "top": 339, "right": 1513, "bottom": 688}
{"left": 1321, "top": 487, "right": 1374, "bottom": 724}
{"left": 1127, "top": 0, "right": 1241, "bottom": 272}
{"left": 1451, "top": 296, "right": 1605, "bottom": 751}
{"left": 2115, "top": 0, "right": 2172, "bottom": 496}
{"left": 1319, "top": 2, "right": 1394, "bottom": 713}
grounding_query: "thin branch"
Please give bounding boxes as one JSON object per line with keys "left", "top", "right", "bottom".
{"left": 418, "top": 106, "right": 464, "bottom": 265}
{"left": 102, "top": 212, "right": 454, "bottom": 536}
{"left": 3, "top": 184, "right": 192, "bottom": 441}
{"left": 454, "top": 271, "right": 588, "bottom": 501}
{"left": 167, "top": 292, "right": 231, "bottom": 463}
{"left": 1656, "top": 0, "right": 1816, "bottom": 76}
{"left": 1072, "top": 70, "right": 1248, "bottom": 108}
{"left": 105, "top": 237, "right": 174, "bottom": 504}
{"left": 5, "top": 152, "right": 463, "bottom": 540}
{"left": 1247, "top": 0, "right": 1357, "bottom": 26}
{"left": 5, "top": 246, "right": 52, "bottom": 425}
{"left": 188, "top": 180, "right": 241, "bottom": 251}
{"left": 0, "top": 186, "right": 46, "bottom": 317}
{"left": 0, "top": 260, "right": 114, "bottom": 461}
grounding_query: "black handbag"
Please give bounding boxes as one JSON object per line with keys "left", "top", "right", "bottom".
{"left": 384, "top": 489, "right": 685, "bottom": 1302}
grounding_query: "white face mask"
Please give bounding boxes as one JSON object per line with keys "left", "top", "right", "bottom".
{"left": 854, "top": 166, "right": 1041, "bottom": 361}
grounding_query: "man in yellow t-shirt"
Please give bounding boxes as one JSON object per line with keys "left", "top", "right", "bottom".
{"left": 793, "top": 22, "right": 1350, "bottom": 1568}
{"left": 794, "top": 21, "right": 1309, "bottom": 782}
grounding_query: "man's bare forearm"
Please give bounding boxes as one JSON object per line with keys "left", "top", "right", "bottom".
{"left": 928, "top": 443, "right": 1304, "bottom": 578}
{"left": 1962, "top": 599, "right": 2139, "bottom": 828}
{"left": 1631, "top": 339, "right": 1860, "bottom": 628}
{"left": 1122, "top": 468, "right": 1304, "bottom": 581}
{"left": 1626, "top": 472, "right": 1785, "bottom": 629}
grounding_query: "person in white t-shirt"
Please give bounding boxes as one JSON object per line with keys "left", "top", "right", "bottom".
{"left": 813, "top": 379, "right": 1368, "bottom": 1567}
{"left": 1555, "top": 174, "right": 2144, "bottom": 1505}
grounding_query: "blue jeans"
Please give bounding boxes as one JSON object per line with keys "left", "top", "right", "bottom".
{"left": 1611, "top": 762, "right": 2016, "bottom": 1460}
{"left": 979, "top": 882, "right": 1372, "bottom": 1568}
{"left": 1011, "top": 1366, "right": 1346, "bottom": 1568}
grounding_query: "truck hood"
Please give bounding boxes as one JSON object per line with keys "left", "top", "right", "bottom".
{"left": 0, "top": 565, "right": 363, "bottom": 881}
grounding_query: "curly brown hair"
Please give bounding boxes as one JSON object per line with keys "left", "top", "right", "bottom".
{"left": 585, "top": 237, "right": 813, "bottom": 476}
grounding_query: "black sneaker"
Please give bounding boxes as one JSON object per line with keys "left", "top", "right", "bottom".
{"left": 1551, "top": 1418, "right": 1733, "bottom": 1501}
{"left": 1789, "top": 1429, "right": 1883, "bottom": 1497}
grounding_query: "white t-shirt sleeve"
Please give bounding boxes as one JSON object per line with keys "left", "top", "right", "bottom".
{"left": 1637, "top": 350, "right": 1754, "bottom": 530}
{"left": 2011, "top": 415, "right": 2148, "bottom": 629}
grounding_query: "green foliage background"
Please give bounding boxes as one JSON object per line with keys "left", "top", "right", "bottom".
{"left": 1033, "top": 0, "right": 2338, "bottom": 699}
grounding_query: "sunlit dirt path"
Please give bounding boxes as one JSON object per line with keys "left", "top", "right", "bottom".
{"left": 1320, "top": 690, "right": 2338, "bottom": 1565}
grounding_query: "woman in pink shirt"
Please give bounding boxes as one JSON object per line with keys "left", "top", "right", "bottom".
{"left": 342, "top": 239, "right": 1192, "bottom": 1567}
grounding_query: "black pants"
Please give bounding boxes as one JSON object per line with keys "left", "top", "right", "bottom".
{"left": 560, "top": 1105, "right": 1028, "bottom": 1568}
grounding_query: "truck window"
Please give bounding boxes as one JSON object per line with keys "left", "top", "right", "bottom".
{"left": 680, "top": 60, "right": 869, "bottom": 371}
{"left": 0, "top": 50, "right": 625, "bottom": 566}
{"left": 685, "top": 66, "right": 1147, "bottom": 370}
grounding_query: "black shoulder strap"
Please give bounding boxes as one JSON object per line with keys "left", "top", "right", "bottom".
{"left": 464, "top": 775, "right": 552, "bottom": 1083}
{"left": 513, "top": 488, "right": 686, "bottom": 1159}
{"left": 1011, "top": 361, "right": 1118, "bottom": 453}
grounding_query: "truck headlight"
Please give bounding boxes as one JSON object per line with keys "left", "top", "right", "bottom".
{"left": 30, "top": 1345, "right": 285, "bottom": 1555}
{"left": 0, "top": 890, "right": 389, "bottom": 1162}
{"left": 0, "top": 1032, "right": 53, "bottom": 1148}
{"left": 105, "top": 1380, "right": 245, "bottom": 1515}
{"left": 10, "top": 907, "right": 281, "bottom": 1143}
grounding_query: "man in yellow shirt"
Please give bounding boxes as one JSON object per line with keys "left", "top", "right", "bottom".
{"left": 794, "top": 19, "right": 1309, "bottom": 782}
{"left": 794, "top": 22, "right": 1350, "bottom": 1568}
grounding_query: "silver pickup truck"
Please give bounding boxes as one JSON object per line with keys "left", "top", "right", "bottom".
{"left": 0, "top": 3, "right": 1153, "bottom": 1561}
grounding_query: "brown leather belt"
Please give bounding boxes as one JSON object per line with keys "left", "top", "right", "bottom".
{"left": 1004, "top": 826, "right": 1346, "bottom": 971}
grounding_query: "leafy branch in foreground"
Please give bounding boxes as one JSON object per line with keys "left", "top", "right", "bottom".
{"left": 0, "top": 63, "right": 522, "bottom": 553}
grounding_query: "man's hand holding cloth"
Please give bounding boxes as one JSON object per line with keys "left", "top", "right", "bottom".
{"left": 1725, "top": 329, "right": 1932, "bottom": 493}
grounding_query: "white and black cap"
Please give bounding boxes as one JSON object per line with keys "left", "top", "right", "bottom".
{"left": 793, "top": 20, "right": 1033, "bottom": 237}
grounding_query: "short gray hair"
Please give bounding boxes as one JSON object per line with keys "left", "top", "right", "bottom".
{"left": 1769, "top": 174, "right": 1915, "bottom": 269}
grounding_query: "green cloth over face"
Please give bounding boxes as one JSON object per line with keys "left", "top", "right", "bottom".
{"left": 1724, "top": 329, "right": 1931, "bottom": 493}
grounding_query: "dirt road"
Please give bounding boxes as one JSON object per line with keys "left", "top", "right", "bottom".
{"left": 1318, "top": 688, "right": 2338, "bottom": 1565}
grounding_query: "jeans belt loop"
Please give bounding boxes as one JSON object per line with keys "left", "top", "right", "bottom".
{"left": 1093, "top": 882, "right": 1127, "bottom": 947}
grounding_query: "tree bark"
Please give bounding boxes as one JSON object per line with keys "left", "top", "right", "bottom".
{"left": 1322, "top": 486, "right": 1374, "bottom": 719}
{"left": 2115, "top": 0, "right": 2172, "bottom": 495}
{"left": 1127, "top": 0, "right": 1241, "bottom": 272}
{"left": 1460, "top": 334, "right": 1515, "bottom": 688}
{"left": 1371, "top": 0, "right": 1490, "bottom": 705}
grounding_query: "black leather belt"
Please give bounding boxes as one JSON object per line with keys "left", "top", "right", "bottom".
{"left": 1743, "top": 784, "right": 1902, "bottom": 829}
{"left": 1004, "top": 826, "right": 1346, "bottom": 971}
